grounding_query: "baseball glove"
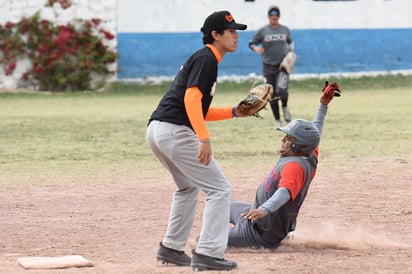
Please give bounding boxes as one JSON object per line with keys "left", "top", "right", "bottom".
{"left": 323, "top": 81, "right": 342, "bottom": 97}
{"left": 280, "top": 51, "right": 297, "bottom": 74}
{"left": 235, "top": 83, "right": 277, "bottom": 118}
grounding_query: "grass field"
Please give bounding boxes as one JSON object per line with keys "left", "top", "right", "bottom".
{"left": 1, "top": 74, "right": 411, "bottom": 185}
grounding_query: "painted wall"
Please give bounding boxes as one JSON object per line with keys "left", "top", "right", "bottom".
{"left": 117, "top": 29, "right": 412, "bottom": 79}
{"left": 116, "top": 0, "right": 412, "bottom": 79}
{"left": 117, "top": 0, "right": 411, "bottom": 32}
{"left": 1, "top": 0, "right": 412, "bottom": 85}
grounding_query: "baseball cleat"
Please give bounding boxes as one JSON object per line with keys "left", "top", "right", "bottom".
{"left": 191, "top": 250, "right": 237, "bottom": 271}
{"left": 156, "top": 242, "right": 191, "bottom": 266}
{"left": 282, "top": 106, "right": 292, "bottom": 123}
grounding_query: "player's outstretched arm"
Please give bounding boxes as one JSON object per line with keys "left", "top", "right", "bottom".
{"left": 313, "top": 82, "right": 341, "bottom": 134}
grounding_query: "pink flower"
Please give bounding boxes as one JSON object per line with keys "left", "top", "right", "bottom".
{"left": 22, "top": 72, "right": 30, "bottom": 80}
{"left": 40, "top": 20, "right": 50, "bottom": 25}
{"left": 5, "top": 21, "right": 14, "bottom": 29}
{"left": 33, "top": 64, "right": 44, "bottom": 75}
{"left": 99, "top": 29, "right": 115, "bottom": 40}
{"left": 9, "top": 62, "right": 16, "bottom": 70}
{"left": 38, "top": 43, "right": 50, "bottom": 54}
{"left": 47, "top": 0, "right": 72, "bottom": 9}
{"left": 5, "top": 62, "right": 16, "bottom": 75}
{"left": 54, "top": 28, "right": 73, "bottom": 51}
{"left": 60, "top": 0, "right": 72, "bottom": 9}
{"left": 91, "top": 18, "right": 101, "bottom": 26}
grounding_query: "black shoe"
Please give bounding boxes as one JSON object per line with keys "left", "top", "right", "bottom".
{"left": 191, "top": 250, "right": 237, "bottom": 271}
{"left": 156, "top": 242, "right": 191, "bottom": 266}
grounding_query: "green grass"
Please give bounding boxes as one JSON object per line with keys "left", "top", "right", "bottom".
{"left": 1, "top": 75, "right": 411, "bottom": 184}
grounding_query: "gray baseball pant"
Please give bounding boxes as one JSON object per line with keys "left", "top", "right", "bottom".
{"left": 228, "top": 201, "right": 279, "bottom": 248}
{"left": 146, "top": 120, "right": 232, "bottom": 259}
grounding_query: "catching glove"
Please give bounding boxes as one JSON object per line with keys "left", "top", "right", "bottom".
{"left": 235, "top": 83, "right": 277, "bottom": 118}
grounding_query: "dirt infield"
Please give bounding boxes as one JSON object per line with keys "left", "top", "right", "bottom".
{"left": 1, "top": 156, "right": 411, "bottom": 274}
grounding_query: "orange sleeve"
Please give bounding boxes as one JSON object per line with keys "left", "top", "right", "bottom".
{"left": 205, "top": 107, "right": 233, "bottom": 121}
{"left": 278, "top": 162, "right": 305, "bottom": 201}
{"left": 184, "top": 87, "right": 209, "bottom": 141}
{"left": 313, "top": 147, "right": 319, "bottom": 158}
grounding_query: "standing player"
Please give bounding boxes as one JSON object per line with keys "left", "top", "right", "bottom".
{"left": 146, "top": 11, "right": 248, "bottom": 271}
{"left": 249, "top": 5, "right": 294, "bottom": 128}
{"left": 227, "top": 83, "right": 340, "bottom": 249}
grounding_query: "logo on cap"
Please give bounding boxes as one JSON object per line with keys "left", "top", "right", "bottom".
{"left": 225, "top": 14, "right": 234, "bottom": 23}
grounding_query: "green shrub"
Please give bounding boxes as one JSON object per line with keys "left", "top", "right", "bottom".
{"left": 0, "top": 0, "right": 117, "bottom": 91}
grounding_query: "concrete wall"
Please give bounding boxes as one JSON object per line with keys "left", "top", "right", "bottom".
{"left": 1, "top": 0, "right": 412, "bottom": 86}
{"left": 117, "top": 0, "right": 411, "bottom": 32}
{"left": 116, "top": 0, "right": 412, "bottom": 79}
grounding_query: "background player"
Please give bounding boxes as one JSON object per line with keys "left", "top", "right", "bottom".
{"left": 249, "top": 5, "right": 295, "bottom": 128}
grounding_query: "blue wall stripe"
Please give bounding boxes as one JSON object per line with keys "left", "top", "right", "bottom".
{"left": 117, "top": 28, "right": 412, "bottom": 79}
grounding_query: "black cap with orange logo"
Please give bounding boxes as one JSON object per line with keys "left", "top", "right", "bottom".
{"left": 201, "top": 11, "right": 247, "bottom": 34}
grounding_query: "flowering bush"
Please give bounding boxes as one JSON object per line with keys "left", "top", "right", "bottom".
{"left": 0, "top": 0, "right": 117, "bottom": 91}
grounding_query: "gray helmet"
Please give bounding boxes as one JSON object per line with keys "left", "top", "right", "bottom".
{"left": 278, "top": 119, "right": 320, "bottom": 154}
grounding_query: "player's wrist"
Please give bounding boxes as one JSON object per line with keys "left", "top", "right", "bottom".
{"left": 232, "top": 106, "right": 238, "bottom": 118}
{"left": 258, "top": 206, "right": 269, "bottom": 216}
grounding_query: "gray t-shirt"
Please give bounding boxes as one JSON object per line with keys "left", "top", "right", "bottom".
{"left": 249, "top": 24, "right": 293, "bottom": 66}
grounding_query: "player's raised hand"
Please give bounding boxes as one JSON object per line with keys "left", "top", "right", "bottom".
{"left": 321, "top": 81, "right": 341, "bottom": 106}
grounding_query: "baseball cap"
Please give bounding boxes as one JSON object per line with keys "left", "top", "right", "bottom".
{"left": 201, "top": 11, "right": 247, "bottom": 34}
{"left": 268, "top": 6, "right": 280, "bottom": 16}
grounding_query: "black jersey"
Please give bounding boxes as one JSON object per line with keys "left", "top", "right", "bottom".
{"left": 149, "top": 46, "right": 218, "bottom": 130}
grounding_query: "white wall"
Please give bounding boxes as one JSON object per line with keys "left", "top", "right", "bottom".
{"left": 2, "top": 0, "right": 411, "bottom": 85}
{"left": 3, "top": 0, "right": 409, "bottom": 33}
{"left": 117, "top": 0, "right": 412, "bottom": 33}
